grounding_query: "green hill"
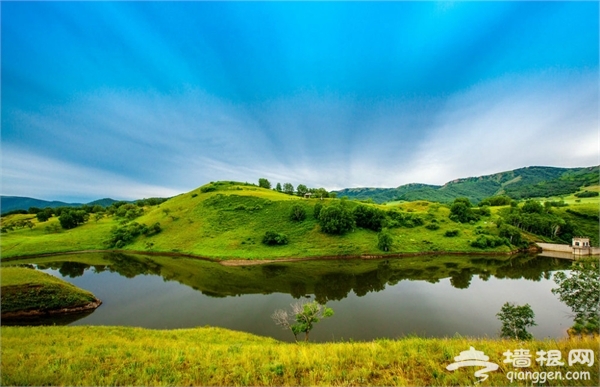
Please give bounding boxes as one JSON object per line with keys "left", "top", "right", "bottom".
{"left": 1, "top": 181, "right": 518, "bottom": 259}
{"left": 0, "top": 196, "right": 122, "bottom": 215}
{"left": 334, "top": 166, "right": 599, "bottom": 204}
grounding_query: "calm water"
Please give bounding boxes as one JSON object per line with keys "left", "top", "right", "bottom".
{"left": 5, "top": 252, "right": 574, "bottom": 342}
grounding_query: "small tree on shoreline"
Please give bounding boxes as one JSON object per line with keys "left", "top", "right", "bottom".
{"left": 272, "top": 300, "right": 334, "bottom": 342}
{"left": 496, "top": 302, "right": 536, "bottom": 340}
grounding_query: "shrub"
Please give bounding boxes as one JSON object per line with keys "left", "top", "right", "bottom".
{"left": 470, "top": 235, "right": 508, "bottom": 249}
{"left": 444, "top": 229, "right": 460, "bottom": 237}
{"left": 449, "top": 198, "right": 480, "bottom": 223}
{"left": 319, "top": 203, "right": 355, "bottom": 235}
{"left": 289, "top": 204, "right": 307, "bottom": 222}
{"left": 353, "top": 205, "right": 386, "bottom": 231}
{"left": 498, "top": 224, "right": 523, "bottom": 246}
{"left": 377, "top": 229, "right": 393, "bottom": 251}
{"left": 200, "top": 185, "right": 217, "bottom": 193}
{"left": 425, "top": 223, "right": 440, "bottom": 230}
{"left": 313, "top": 202, "right": 323, "bottom": 219}
{"left": 262, "top": 231, "right": 289, "bottom": 245}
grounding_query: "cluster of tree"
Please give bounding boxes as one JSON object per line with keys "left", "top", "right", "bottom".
{"left": 470, "top": 234, "right": 510, "bottom": 249}
{"left": 449, "top": 198, "right": 490, "bottom": 223}
{"left": 498, "top": 200, "right": 575, "bottom": 243}
{"left": 314, "top": 201, "right": 425, "bottom": 237}
{"left": 258, "top": 178, "right": 335, "bottom": 199}
{"left": 574, "top": 191, "right": 599, "bottom": 198}
{"left": 59, "top": 209, "right": 89, "bottom": 229}
{"left": 479, "top": 195, "right": 513, "bottom": 206}
{"left": 106, "top": 222, "right": 162, "bottom": 248}
{"left": 106, "top": 202, "right": 144, "bottom": 220}
{"left": 1, "top": 219, "right": 35, "bottom": 233}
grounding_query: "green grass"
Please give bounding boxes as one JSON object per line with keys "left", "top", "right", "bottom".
{"left": 1, "top": 326, "right": 597, "bottom": 386}
{"left": 2, "top": 181, "right": 598, "bottom": 260}
{"left": 0, "top": 267, "right": 98, "bottom": 313}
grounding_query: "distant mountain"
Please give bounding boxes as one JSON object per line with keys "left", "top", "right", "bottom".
{"left": 0, "top": 196, "right": 121, "bottom": 214}
{"left": 334, "top": 165, "right": 600, "bottom": 204}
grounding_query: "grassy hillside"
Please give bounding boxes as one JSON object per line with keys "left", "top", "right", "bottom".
{"left": 335, "top": 166, "right": 599, "bottom": 204}
{"left": 2, "top": 326, "right": 598, "bottom": 386}
{"left": 0, "top": 267, "right": 98, "bottom": 314}
{"left": 0, "top": 182, "right": 519, "bottom": 259}
{"left": 2, "top": 181, "right": 597, "bottom": 260}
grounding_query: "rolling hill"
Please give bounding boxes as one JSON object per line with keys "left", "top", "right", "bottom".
{"left": 0, "top": 196, "right": 122, "bottom": 215}
{"left": 334, "top": 165, "right": 599, "bottom": 204}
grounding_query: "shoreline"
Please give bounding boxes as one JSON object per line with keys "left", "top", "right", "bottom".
{"left": 0, "top": 299, "right": 102, "bottom": 319}
{"left": 0, "top": 247, "right": 537, "bottom": 266}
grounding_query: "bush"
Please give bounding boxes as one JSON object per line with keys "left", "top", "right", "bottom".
{"left": 449, "top": 198, "right": 480, "bottom": 223}
{"left": 262, "top": 231, "right": 289, "bottom": 245}
{"left": 289, "top": 204, "right": 307, "bottom": 222}
{"left": 470, "top": 235, "right": 509, "bottom": 249}
{"left": 353, "top": 205, "right": 386, "bottom": 231}
{"left": 313, "top": 202, "right": 323, "bottom": 219}
{"left": 498, "top": 224, "right": 523, "bottom": 246}
{"left": 425, "top": 223, "right": 440, "bottom": 230}
{"left": 200, "top": 185, "right": 217, "bottom": 193}
{"left": 377, "top": 229, "right": 393, "bottom": 251}
{"left": 319, "top": 203, "right": 355, "bottom": 235}
{"left": 479, "top": 195, "right": 512, "bottom": 206}
{"left": 59, "top": 210, "right": 88, "bottom": 229}
{"left": 444, "top": 229, "right": 459, "bottom": 237}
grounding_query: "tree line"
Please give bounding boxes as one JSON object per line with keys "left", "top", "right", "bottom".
{"left": 258, "top": 178, "right": 336, "bottom": 199}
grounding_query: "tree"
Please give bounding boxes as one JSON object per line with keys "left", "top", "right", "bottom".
{"left": 296, "top": 184, "right": 308, "bottom": 197}
{"left": 496, "top": 302, "right": 536, "bottom": 340}
{"left": 449, "top": 197, "right": 479, "bottom": 223}
{"left": 262, "top": 231, "right": 289, "bottom": 245}
{"left": 377, "top": 229, "right": 393, "bottom": 251}
{"left": 289, "top": 204, "right": 307, "bottom": 222}
{"left": 258, "top": 178, "right": 271, "bottom": 189}
{"left": 272, "top": 300, "right": 334, "bottom": 342}
{"left": 552, "top": 259, "right": 599, "bottom": 335}
{"left": 318, "top": 203, "right": 355, "bottom": 235}
{"left": 275, "top": 182, "right": 282, "bottom": 192}
{"left": 283, "top": 183, "right": 294, "bottom": 195}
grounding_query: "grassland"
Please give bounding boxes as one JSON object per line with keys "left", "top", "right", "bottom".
{"left": 1, "top": 182, "right": 597, "bottom": 260}
{"left": 1, "top": 326, "right": 597, "bottom": 386}
{"left": 0, "top": 267, "right": 99, "bottom": 315}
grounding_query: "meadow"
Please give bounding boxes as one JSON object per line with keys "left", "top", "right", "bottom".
{"left": 1, "top": 325, "right": 598, "bottom": 386}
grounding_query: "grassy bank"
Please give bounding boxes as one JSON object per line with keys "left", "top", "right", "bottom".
{"left": 0, "top": 267, "right": 99, "bottom": 315}
{"left": 1, "top": 326, "right": 598, "bottom": 386}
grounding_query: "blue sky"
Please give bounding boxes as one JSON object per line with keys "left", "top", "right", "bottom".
{"left": 2, "top": 1, "right": 598, "bottom": 202}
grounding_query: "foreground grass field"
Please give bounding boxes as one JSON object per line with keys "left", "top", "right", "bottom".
{"left": 0, "top": 267, "right": 99, "bottom": 314}
{"left": 1, "top": 326, "right": 598, "bottom": 386}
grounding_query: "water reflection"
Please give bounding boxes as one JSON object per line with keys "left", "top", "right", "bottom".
{"left": 5, "top": 252, "right": 574, "bottom": 340}
{"left": 29, "top": 252, "right": 570, "bottom": 302}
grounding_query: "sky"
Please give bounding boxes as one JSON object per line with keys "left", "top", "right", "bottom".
{"left": 1, "top": 1, "right": 599, "bottom": 202}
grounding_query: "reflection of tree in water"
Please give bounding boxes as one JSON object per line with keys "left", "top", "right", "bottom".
{"left": 449, "top": 269, "right": 473, "bottom": 289}
{"left": 290, "top": 282, "right": 308, "bottom": 299}
{"left": 58, "top": 262, "right": 89, "bottom": 278}
{"left": 102, "top": 253, "right": 162, "bottom": 278}
{"left": 262, "top": 264, "right": 287, "bottom": 278}
{"left": 314, "top": 273, "right": 355, "bottom": 303}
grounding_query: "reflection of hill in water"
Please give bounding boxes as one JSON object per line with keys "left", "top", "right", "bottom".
{"left": 30, "top": 252, "right": 571, "bottom": 302}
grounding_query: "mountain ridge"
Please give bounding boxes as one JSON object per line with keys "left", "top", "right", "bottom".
{"left": 334, "top": 165, "right": 599, "bottom": 204}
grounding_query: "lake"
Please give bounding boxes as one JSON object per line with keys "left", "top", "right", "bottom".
{"left": 3, "top": 252, "right": 574, "bottom": 342}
